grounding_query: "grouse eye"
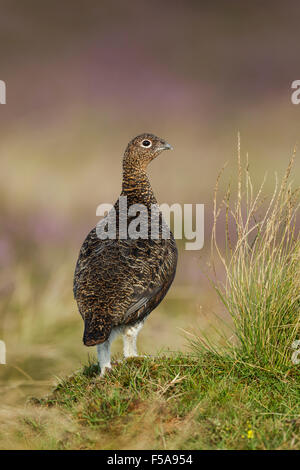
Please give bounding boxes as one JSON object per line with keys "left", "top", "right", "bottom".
{"left": 141, "top": 139, "right": 152, "bottom": 148}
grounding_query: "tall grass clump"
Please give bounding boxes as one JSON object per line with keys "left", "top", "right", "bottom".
{"left": 209, "top": 140, "right": 299, "bottom": 372}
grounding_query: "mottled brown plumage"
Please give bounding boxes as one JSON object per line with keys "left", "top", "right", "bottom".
{"left": 73, "top": 133, "right": 177, "bottom": 371}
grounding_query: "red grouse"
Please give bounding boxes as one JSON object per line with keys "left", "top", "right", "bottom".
{"left": 73, "top": 133, "right": 178, "bottom": 376}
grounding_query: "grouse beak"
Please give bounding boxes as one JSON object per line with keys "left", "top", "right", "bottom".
{"left": 160, "top": 142, "right": 173, "bottom": 151}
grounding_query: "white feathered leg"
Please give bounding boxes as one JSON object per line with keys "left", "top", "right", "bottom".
{"left": 97, "top": 340, "right": 112, "bottom": 377}
{"left": 97, "top": 327, "right": 121, "bottom": 376}
{"left": 123, "top": 320, "right": 145, "bottom": 358}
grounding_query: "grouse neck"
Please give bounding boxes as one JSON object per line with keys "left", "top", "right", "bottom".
{"left": 121, "top": 164, "right": 157, "bottom": 207}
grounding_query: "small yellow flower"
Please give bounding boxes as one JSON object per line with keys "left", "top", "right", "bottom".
{"left": 247, "top": 429, "right": 254, "bottom": 439}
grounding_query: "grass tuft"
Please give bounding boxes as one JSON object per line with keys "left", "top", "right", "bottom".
{"left": 193, "top": 142, "right": 300, "bottom": 372}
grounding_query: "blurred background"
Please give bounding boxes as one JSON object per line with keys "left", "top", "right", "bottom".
{"left": 0, "top": 0, "right": 300, "bottom": 408}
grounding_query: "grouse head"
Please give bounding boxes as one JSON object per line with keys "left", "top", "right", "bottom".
{"left": 123, "top": 133, "right": 173, "bottom": 170}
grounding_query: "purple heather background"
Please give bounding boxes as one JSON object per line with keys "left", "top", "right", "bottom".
{"left": 0, "top": 1, "right": 299, "bottom": 406}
